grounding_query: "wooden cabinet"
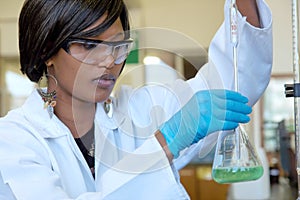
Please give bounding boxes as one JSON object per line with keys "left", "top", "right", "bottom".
{"left": 179, "top": 164, "right": 230, "bottom": 200}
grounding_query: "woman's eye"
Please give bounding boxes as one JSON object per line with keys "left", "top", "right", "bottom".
{"left": 82, "top": 43, "right": 97, "bottom": 50}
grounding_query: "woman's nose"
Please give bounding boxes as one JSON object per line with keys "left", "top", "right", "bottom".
{"left": 97, "top": 55, "right": 115, "bottom": 69}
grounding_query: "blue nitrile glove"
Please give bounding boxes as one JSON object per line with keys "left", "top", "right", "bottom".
{"left": 159, "top": 89, "right": 252, "bottom": 158}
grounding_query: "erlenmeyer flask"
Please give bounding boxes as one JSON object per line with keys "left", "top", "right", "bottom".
{"left": 211, "top": 0, "right": 264, "bottom": 184}
{"left": 211, "top": 125, "right": 264, "bottom": 183}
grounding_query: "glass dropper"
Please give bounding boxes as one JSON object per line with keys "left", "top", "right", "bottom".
{"left": 230, "top": 0, "right": 241, "bottom": 161}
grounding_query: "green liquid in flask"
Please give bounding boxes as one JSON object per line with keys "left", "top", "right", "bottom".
{"left": 212, "top": 166, "right": 264, "bottom": 184}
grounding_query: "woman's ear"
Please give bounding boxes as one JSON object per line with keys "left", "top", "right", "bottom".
{"left": 45, "top": 59, "right": 53, "bottom": 67}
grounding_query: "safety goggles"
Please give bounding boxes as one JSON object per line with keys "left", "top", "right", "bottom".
{"left": 61, "top": 37, "right": 134, "bottom": 65}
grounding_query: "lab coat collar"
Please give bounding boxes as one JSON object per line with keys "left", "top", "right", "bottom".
{"left": 95, "top": 97, "right": 126, "bottom": 130}
{"left": 21, "top": 89, "right": 66, "bottom": 138}
{"left": 22, "top": 90, "right": 126, "bottom": 139}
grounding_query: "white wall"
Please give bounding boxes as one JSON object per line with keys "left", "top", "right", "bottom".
{"left": 265, "top": 0, "right": 293, "bottom": 75}
{"left": 0, "top": 0, "right": 295, "bottom": 75}
{"left": 0, "top": 0, "right": 23, "bottom": 56}
{"left": 136, "top": 0, "right": 224, "bottom": 48}
{"left": 131, "top": 0, "right": 294, "bottom": 75}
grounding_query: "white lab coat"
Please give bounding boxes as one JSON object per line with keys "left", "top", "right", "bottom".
{"left": 0, "top": 0, "right": 272, "bottom": 199}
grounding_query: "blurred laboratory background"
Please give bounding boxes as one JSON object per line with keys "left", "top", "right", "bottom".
{"left": 0, "top": 0, "right": 298, "bottom": 199}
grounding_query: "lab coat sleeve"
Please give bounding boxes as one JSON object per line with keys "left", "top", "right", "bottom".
{"left": 189, "top": 0, "right": 273, "bottom": 105}
{"left": 174, "top": 0, "right": 273, "bottom": 170}
{"left": 0, "top": 121, "right": 103, "bottom": 200}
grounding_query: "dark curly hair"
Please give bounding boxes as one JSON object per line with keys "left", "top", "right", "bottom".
{"left": 19, "top": 0, "right": 130, "bottom": 82}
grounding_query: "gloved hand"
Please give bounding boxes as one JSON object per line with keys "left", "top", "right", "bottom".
{"left": 159, "top": 89, "right": 252, "bottom": 158}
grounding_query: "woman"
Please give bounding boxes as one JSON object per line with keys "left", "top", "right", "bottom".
{"left": 0, "top": 0, "right": 272, "bottom": 199}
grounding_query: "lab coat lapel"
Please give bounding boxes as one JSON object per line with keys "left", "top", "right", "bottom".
{"left": 94, "top": 101, "right": 138, "bottom": 194}
{"left": 22, "top": 90, "right": 96, "bottom": 187}
{"left": 41, "top": 119, "right": 96, "bottom": 188}
{"left": 94, "top": 104, "right": 123, "bottom": 181}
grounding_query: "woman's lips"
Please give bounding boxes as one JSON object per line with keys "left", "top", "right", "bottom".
{"left": 94, "top": 74, "right": 116, "bottom": 89}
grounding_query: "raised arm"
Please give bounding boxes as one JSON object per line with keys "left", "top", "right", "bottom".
{"left": 172, "top": 0, "right": 273, "bottom": 168}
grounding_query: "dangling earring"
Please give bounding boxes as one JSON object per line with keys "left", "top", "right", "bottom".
{"left": 37, "top": 74, "right": 57, "bottom": 118}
